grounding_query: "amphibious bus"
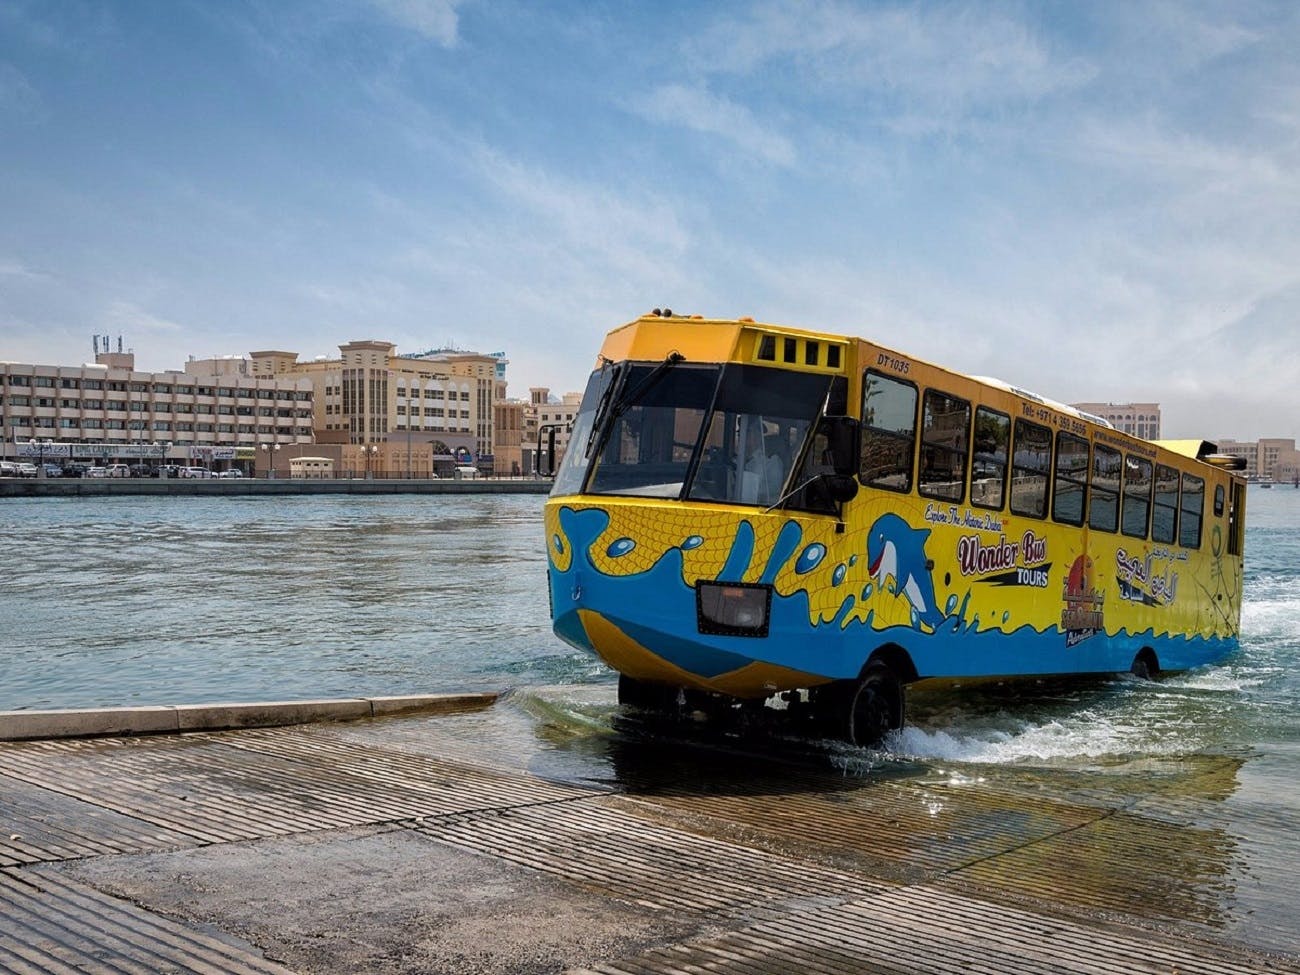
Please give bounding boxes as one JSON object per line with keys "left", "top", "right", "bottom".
{"left": 543, "top": 312, "right": 1247, "bottom": 745}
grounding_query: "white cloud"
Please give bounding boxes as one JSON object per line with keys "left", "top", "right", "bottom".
{"left": 366, "top": 0, "right": 463, "bottom": 46}
{"left": 682, "top": 0, "right": 1096, "bottom": 129}
{"left": 630, "top": 84, "right": 797, "bottom": 166}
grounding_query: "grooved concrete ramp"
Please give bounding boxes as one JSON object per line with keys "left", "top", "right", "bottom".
{"left": 1, "top": 694, "right": 1295, "bottom": 975}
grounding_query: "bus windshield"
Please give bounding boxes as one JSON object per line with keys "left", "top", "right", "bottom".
{"left": 555, "top": 361, "right": 832, "bottom": 504}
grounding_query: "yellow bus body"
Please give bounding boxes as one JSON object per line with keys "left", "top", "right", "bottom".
{"left": 545, "top": 315, "right": 1246, "bottom": 701}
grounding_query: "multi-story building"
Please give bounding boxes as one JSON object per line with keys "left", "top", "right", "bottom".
{"left": 250, "top": 341, "right": 502, "bottom": 477}
{"left": 493, "top": 399, "right": 526, "bottom": 476}
{"left": 1070, "top": 402, "right": 1162, "bottom": 440}
{"left": 2, "top": 347, "right": 313, "bottom": 467}
{"left": 1216, "top": 438, "right": 1298, "bottom": 480}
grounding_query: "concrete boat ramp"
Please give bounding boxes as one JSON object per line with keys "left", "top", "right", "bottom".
{"left": 1, "top": 688, "right": 1296, "bottom": 975}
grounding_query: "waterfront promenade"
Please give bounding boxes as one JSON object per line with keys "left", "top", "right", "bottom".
{"left": 2, "top": 689, "right": 1297, "bottom": 975}
{"left": 0, "top": 476, "right": 552, "bottom": 498}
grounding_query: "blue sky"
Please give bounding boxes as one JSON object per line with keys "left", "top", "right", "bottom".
{"left": 2, "top": 0, "right": 1298, "bottom": 439}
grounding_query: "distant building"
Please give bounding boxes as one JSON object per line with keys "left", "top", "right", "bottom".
{"left": 1070, "top": 402, "right": 1162, "bottom": 440}
{"left": 250, "top": 341, "right": 501, "bottom": 476}
{"left": 1216, "top": 438, "right": 1298, "bottom": 480}
{"left": 1, "top": 345, "right": 313, "bottom": 467}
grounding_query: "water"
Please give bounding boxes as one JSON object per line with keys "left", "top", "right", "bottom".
{"left": 0, "top": 493, "right": 604, "bottom": 710}
{"left": 3, "top": 485, "right": 1298, "bottom": 950}
{"left": 2, "top": 487, "right": 1296, "bottom": 749}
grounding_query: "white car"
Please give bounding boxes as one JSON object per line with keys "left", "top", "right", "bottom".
{"left": 16, "top": 463, "right": 39, "bottom": 478}
{"left": 180, "top": 467, "right": 212, "bottom": 478}
{"left": 106, "top": 464, "right": 130, "bottom": 478}
{"left": 215, "top": 469, "right": 243, "bottom": 478}
{"left": 85, "top": 466, "right": 108, "bottom": 478}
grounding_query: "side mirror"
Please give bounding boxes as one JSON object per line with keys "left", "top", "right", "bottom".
{"left": 821, "top": 415, "right": 860, "bottom": 476}
{"left": 537, "top": 424, "right": 560, "bottom": 477}
{"left": 820, "top": 473, "right": 859, "bottom": 503}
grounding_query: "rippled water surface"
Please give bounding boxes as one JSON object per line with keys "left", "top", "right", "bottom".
{"left": 1, "top": 493, "right": 606, "bottom": 710}
{"left": 2, "top": 487, "right": 1296, "bottom": 752}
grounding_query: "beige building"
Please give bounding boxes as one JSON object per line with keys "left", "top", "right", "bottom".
{"left": 494, "top": 399, "right": 526, "bottom": 476}
{"left": 1216, "top": 438, "right": 1298, "bottom": 481}
{"left": 1070, "top": 402, "right": 1162, "bottom": 440}
{"left": 250, "top": 341, "right": 503, "bottom": 475}
{"left": 2, "top": 347, "right": 313, "bottom": 466}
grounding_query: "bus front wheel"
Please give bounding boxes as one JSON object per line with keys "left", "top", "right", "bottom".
{"left": 818, "top": 662, "right": 905, "bottom": 747}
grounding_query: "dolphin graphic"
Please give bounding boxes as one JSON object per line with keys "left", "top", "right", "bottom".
{"left": 866, "top": 513, "right": 946, "bottom": 630}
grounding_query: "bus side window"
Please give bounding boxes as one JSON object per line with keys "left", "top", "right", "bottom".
{"left": 860, "top": 370, "right": 917, "bottom": 493}
{"left": 1052, "top": 432, "right": 1089, "bottom": 526}
{"left": 1121, "top": 454, "right": 1152, "bottom": 538}
{"left": 1151, "top": 463, "right": 1180, "bottom": 544}
{"left": 1180, "top": 473, "right": 1204, "bottom": 549}
{"left": 1010, "top": 419, "right": 1051, "bottom": 519}
{"left": 970, "top": 406, "right": 1009, "bottom": 510}
{"left": 1089, "top": 443, "right": 1121, "bottom": 533}
{"left": 918, "top": 389, "right": 971, "bottom": 503}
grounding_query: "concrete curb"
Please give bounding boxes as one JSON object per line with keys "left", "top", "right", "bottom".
{"left": 0, "top": 692, "right": 500, "bottom": 741}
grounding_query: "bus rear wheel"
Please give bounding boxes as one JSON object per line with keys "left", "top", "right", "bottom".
{"left": 1130, "top": 649, "right": 1160, "bottom": 681}
{"left": 817, "top": 662, "right": 905, "bottom": 748}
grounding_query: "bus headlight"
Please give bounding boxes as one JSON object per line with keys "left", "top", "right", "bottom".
{"left": 696, "top": 582, "right": 771, "bottom": 637}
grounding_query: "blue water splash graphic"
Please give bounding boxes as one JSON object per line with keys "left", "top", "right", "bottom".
{"left": 607, "top": 537, "right": 635, "bottom": 558}
{"left": 795, "top": 543, "right": 826, "bottom": 574}
{"left": 681, "top": 535, "right": 704, "bottom": 550}
{"left": 832, "top": 564, "right": 847, "bottom": 586}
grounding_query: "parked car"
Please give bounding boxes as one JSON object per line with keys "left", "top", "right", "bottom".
{"left": 156, "top": 465, "right": 181, "bottom": 478}
{"left": 128, "top": 463, "right": 152, "bottom": 478}
{"left": 106, "top": 464, "right": 130, "bottom": 478}
{"left": 62, "top": 462, "right": 89, "bottom": 478}
{"left": 85, "top": 466, "right": 108, "bottom": 478}
{"left": 215, "top": 469, "right": 243, "bottom": 478}
{"left": 16, "top": 463, "right": 39, "bottom": 478}
{"left": 41, "top": 463, "right": 63, "bottom": 477}
{"left": 180, "top": 467, "right": 212, "bottom": 479}
{"left": 0, "top": 461, "right": 18, "bottom": 477}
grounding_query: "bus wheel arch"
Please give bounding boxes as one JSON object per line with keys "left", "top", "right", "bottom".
{"left": 816, "top": 644, "right": 914, "bottom": 747}
{"left": 1130, "top": 648, "right": 1160, "bottom": 681}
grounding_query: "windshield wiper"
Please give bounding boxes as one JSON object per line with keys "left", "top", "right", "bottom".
{"left": 611, "top": 351, "right": 685, "bottom": 420}
{"left": 584, "top": 351, "right": 686, "bottom": 460}
{"left": 584, "top": 360, "right": 623, "bottom": 457}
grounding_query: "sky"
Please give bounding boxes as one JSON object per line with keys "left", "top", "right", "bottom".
{"left": 1, "top": 0, "right": 1298, "bottom": 440}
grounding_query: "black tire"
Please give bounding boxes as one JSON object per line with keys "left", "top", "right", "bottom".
{"left": 816, "top": 662, "right": 905, "bottom": 747}
{"left": 1130, "top": 650, "right": 1159, "bottom": 681}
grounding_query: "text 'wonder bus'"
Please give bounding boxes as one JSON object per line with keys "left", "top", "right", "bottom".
{"left": 542, "top": 312, "right": 1247, "bottom": 746}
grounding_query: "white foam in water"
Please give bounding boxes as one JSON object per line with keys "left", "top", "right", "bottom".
{"left": 884, "top": 710, "right": 1191, "bottom": 765}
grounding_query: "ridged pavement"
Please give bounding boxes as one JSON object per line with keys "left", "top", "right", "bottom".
{"left": 0, "top": 704, "right": 1295, "bottom": 975}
